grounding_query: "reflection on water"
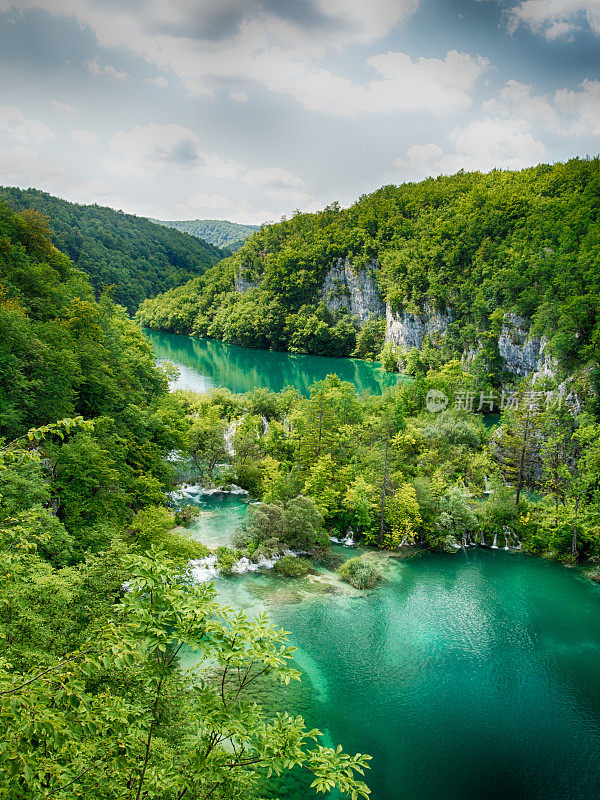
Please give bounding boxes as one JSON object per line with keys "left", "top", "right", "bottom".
{"left": 151, "top": 328, "right": 600, "bottom": 800}
{"left": 144, "top": 329, "right": 404, "bottom": 395}
{"left": 180, "top": 490, "right": 600, "bottom": 800}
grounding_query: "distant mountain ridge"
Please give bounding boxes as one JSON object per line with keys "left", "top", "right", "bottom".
{"left": 0, "top": 187, "right": 225, "bottom": 312}
{"left": 136, "top": 157, "right": 600, "bottom": 380}
{"left": 150, "top": 218, "right": 259, "bottom": 251}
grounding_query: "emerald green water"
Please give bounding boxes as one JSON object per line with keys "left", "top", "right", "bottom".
{"left": 151, "top": 329, "right": 600, "bottom": 799}
{"left": 187, "top": 496, "right": 600, "bottom": 800}
{"left": 144, "top": 329, "right": 402, "bottom": 395}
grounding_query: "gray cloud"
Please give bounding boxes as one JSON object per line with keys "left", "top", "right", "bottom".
{"left": 143, "top": 0, "right": 349, "bottom": 42}
{"left": 0, "top": 1, "right": 598, "bottom": 226}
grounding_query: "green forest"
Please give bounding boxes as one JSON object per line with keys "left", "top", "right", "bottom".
{"left": 2, "top": 162, "right": 600, "bottom": 798}
{"left": 0, "top": 200, "right": 371, "bottom": 799}
{"left": 137, "top": 158, "right": 600, "bottom": 379}
{"left": 0, "top": 188, "right": 225, "bottom": 312}
{"left": 150, "top": 218, "right": 260, "bottom": 252}
{"left": 177, "top": 364, "right": 600, "bottom": 569}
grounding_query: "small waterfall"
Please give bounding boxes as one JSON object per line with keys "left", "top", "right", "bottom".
{"left": 169, "top": 483, "right": 248, "bottom": 502}
{"left": 190, "top": 555, "right": 219, "bottom": 583}
{"left": 261, "top": 415, "right": 270, "bottom": 436}
{"left": 492, "top": 533, "right": 498, "bottom": 549}
{"left": 329, "top": 533, "right": 356, "bottom": 547}
{"left": 224, "top": 419, "right": 238, "bottom": 458}
{"left": 480, "top": 532, "right": 486, "bottom": 546}
{"left": 232, "top": 555, "right": 278, "bottom": 574}
{"left": 189, "top": 552, "right": 281, "bottom": 584}
{"left": 483, "top": 475, "right": 493, "bottom": 496}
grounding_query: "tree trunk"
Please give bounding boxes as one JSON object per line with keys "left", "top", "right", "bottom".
{"left": 515, "top": 416, "right": 531, "bottom": 508}
{"left": 572, "top": 495, "right": 579, "bottom": 558}
{"left": 379, "top": 435, "right": 389, "bottom": 545}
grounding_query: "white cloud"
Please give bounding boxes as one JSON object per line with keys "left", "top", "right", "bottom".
{"left": 0, "top": 1, "right": 482, "bottom": 117}
{"left": 485, "top": 78, "right": 600, "bottom": 137}
{"left": 107, "top": 123, "right": 243, "bottom": 179}
{"left": 484, "top": 80, "right": 561, "bottom": 131}
{"left": 174, "top": 192, "right": 239, "bottom": 212}
{"left": 506, "top": 0, "right": 600, "bottom": 38}
{"left": 2, "top": 0, "right": 419, "bottom": 54}
{"left": 264, "top": 188, "right": 313, "bottom": 205}
{"left": 146, "top": 75, "right": 168, "bottom": 88}
{"left": 106, "top": 123, "right": 306, "bottom": 189}
{"left": 85, "top": 54, "right": 128, "bottom": 81}
{"left": 70, "top": 128, "right": 98, "bottom": 144}
{"left": 0, "top": 144, "right": 64, "bottom": 184}
{"left": 230, "top": 91, "right": 249, "bottom": 102}
{"left": 0, "top": 106, "right": 53, "bottom": 142}
{"left": 64, "top": 179, "right": 119, "bottom": 204}
{"left": 252, "top": 48, "right": 488, "bottom": 116}
{"left": 51, "top": 100, "right": 76, "bottom": 112}
{"left": 395, "top": 117, "right": 547, "bottom": 177}
{"left": 0, "top": 143, "right": 117, "bottom": 204}
{"left": 555, "top": 79, "right": 600, "bottom": 134}
{"left": 108, "top": 123, "right": 205, "bottom": 176}
{"left": 310, "top": 0, "right": 420, "bottom": 45}
{"left": 242, "top": 167, "right": 305, "bottom": 188}
{"left": 155, "top": 192, "right": 255, "bottom": 222}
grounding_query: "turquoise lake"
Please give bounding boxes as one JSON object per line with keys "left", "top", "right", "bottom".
{"left": 148, "top": 331, "right": 600, "bottom": 800}
{"left": 144, "top": 329, "right": 403, "bottom": 395}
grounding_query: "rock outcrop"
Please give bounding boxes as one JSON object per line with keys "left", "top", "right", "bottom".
{"left": 385, "top": 301, "right": 452, "bottom": 349}
{"left": 234, "top": 270, "right": 260, "bottom": 293}
{"left": 320, "top": 259, "right": 385, "bottom": 326}
{"left": 498, "top": 313, "right": 557, "bottom": 378}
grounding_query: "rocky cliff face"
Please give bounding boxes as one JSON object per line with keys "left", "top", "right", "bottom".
{"left": 234, "top": 271, "right": 260, "bottom": 293}
{"left": 320, "top": 259, "right": 385, "bottom": 326}
{"left": 385, "top": 301, "right": 453, "bottom": 349}
{"left": 498, "top": 313, "right": 557, "bottom": 378}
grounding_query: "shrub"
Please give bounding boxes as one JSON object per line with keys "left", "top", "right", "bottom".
{"left": 216, "top": 546, "right": 239, "bottom": 575}
{"left": 336, "top": 556, "right": 382, "bottom": 589}
{"left": 174, "top": 505, "right": 200, "bottom": 526}
{"left": 274, "top": 555, "right": 312, "bottom": 578}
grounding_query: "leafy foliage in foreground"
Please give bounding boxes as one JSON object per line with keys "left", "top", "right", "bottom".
{"left": 0, "top": 187, "right": 225, "bottom": 311}
{"left": 0, "top": 201, "right": 371, "bottom": 799}
{"left": 137, "top": 158, "right": 600, "bottom": 373}
{"left": 0, "top": 546, "right": 371, "bottom": 800}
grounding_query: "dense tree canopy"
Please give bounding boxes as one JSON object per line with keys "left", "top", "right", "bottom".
{"left": 0, "top": 187, "right": 225, "bottom": 312}
{"left": 150, "top": 217, "right": 259, "bottom": 252}
{"left": 0, "top": 200, "right": 371, "bottom": 800}
{"left": 137, "top": 158, "right": 600, "bottom": 373}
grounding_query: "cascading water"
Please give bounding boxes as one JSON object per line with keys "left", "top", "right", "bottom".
{"left": 224, "top": 418, "right": 239, "bottom": 457}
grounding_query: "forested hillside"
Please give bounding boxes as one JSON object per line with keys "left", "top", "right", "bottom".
{"left": 0, "top": 199, "right": 370, "bottom": 799}
{"left": 150, "top": 217, "right": 259, "bottom": 251}
{"left": 137, "top": 158, "right": 600, "bottom": 379}
{"left": 0, "top": 187, "right": 225, "bottom": 312}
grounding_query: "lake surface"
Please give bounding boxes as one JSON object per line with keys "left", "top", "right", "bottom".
{"left": 144, "top": 329, "right": 403, "bottom": 395}
{"left": 186, "top": 494, "right": 600, "bottom": 800}
{"left": 152, "top": 331, "right": 600, "bottom": 800}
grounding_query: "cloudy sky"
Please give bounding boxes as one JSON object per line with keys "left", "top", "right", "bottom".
{"left": 0, "top": 0, "right": 599, "bottom": 224}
